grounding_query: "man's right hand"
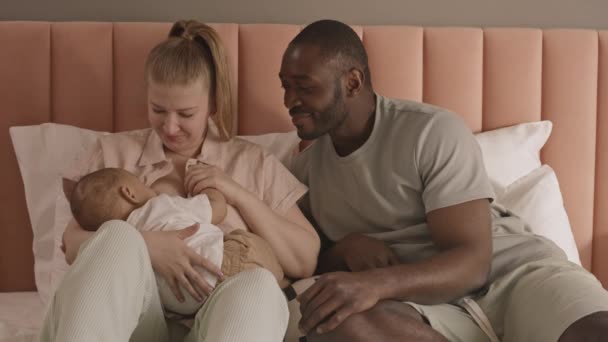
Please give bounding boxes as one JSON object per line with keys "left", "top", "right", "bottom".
{"left": 333, "top": 233, "right": 400, "bottom": 272}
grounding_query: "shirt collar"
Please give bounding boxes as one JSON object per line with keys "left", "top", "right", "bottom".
{"left": 138, "top": 120, "right": 224, "bottom": 167}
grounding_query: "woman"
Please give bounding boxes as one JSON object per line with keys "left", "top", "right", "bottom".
{"left": 40, "top": 20, "right": 320, "bottom": 342}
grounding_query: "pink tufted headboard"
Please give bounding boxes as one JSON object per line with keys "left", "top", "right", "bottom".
{"left": 0, "top": 22, "right": 606, "bottom": 291}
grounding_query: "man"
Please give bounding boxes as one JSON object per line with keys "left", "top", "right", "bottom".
{"left": 280, "top": 19, "right": 608, "bottom": 342}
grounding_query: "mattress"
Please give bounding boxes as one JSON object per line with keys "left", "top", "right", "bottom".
{"left": 0, "top": 292, "right": 44, "bottom": 342}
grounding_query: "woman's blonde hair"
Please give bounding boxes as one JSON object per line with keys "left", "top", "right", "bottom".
{"left": 145, "top": 20, "right": 234, "bottom": 140}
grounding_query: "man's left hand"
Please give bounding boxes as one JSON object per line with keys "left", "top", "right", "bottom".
{"left": 298, "top": 271, "right": 382, "bottom": 335}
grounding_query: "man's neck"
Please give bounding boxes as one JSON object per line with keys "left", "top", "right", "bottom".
{"left": 330, "top": 92, "right": 376, "bottom": 157}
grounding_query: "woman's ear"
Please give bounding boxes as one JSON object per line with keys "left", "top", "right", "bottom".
{"left": 119, "top": 185, "right": 141, "bottom": 205}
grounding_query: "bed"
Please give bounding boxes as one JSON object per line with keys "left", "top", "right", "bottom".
{"left": 0, "top": 22, "right": 607, "bottom": 341}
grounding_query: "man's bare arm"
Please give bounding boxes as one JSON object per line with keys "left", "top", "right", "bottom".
{"left": 373, "top": 198, "right": 493, "bottom": 304}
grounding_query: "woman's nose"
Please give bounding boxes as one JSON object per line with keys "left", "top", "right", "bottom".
{"left": 163, "top": 115, "right": 180, "bottom": 135}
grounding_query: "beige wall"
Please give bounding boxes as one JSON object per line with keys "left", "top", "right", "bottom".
{"left": 1, "top": 0, "right": 607, "bottom": 29}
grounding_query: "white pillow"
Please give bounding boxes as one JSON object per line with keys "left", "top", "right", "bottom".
{"left": 9, "top": 123, "right": 300, "bottom": 304}
{"left": 9, "top": 120, "right": 562, "bottom": 304}
{"left": 474, "top": 120, "right": 552, "bottom": 192}
{"left": 9, "top": 124, "right": 107, "bottom": 304}
{"left": 239, "top": 130, "right": 300, "bottom": 169}
{"left": 49, "top": 193, "right": 73, "bottom": 298}
{"left": 495, "top": 165, "right": 581, "bottom": 265}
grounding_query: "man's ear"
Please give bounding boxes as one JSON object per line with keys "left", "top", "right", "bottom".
{"left": 345, "top": 68, "right": 364, "bottom": 97}
{"left": 62, "top": 178, "right": 76, "bottom": 200}
{"left": 119, "top": 185, "right": 141, "bottom": 205}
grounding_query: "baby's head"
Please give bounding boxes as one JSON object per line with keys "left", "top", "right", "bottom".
{"left": 70, "top": 168, "right": 156, "bottom": 231}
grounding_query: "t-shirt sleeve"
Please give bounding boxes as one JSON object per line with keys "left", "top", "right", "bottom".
{"left": 262, "top": 152, "right": 308, "bottom": 215}
{"left": 289, "top": 145, "right": 312, "bottom": 186}
{"left": 288, "top": 148, "right": 314, "bottom": 217}
{"left": 416, "top": 112, "right": 495, "bottom": 213}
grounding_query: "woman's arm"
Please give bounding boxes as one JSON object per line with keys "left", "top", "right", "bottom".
{"left": 234, "top": 191, "right": 320, "bottom": 278}
{"left": 185, "top": 164, "right": 320, "bottom": 279}
{"left": 62, "top": 218, "right": 94, "bottom": 264}
{"left": 62, "top": 136, "right": 224, "bottom": 302}
{"left": 202, "top": 188, "right": 228, "bottom": 224}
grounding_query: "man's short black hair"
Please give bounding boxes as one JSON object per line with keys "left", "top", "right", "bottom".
{"left": 290, "top": 19, "right": 372, "bottom": 87}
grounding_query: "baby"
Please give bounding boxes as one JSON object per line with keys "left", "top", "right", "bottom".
{"left": 68, "top": 167, "right": 283, "bottom": 315}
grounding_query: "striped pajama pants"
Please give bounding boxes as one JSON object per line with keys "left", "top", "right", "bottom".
{"left": 39, "top": 220, "right": 288, "bottom": 342}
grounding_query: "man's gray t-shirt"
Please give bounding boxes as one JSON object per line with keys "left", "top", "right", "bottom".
{"left": 292, "top": 95, "right": 566, "bottom": 280}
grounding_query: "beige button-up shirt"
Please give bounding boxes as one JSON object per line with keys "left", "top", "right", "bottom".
{"left": 64, "top": 122, "right": 307, "bottom": 233}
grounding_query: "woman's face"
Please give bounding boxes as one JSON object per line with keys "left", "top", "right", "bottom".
{"left": 147, "top": 78, "right": 213, "bottom": 157}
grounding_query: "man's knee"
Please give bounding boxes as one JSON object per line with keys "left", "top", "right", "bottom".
{"left": 311, "top": 301, "right": 441, "bottom": 342}
{"left": 559, "top": 311, "right": 608, "bottom": 342}
{"left": 307, "top": 308, "right": 379, "bottom": 342}
{"left": 369, "top": 300, "right": 426, "bottom": 322}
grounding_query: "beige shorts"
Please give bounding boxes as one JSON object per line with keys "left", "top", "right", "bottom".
{"left": 408, "top": 257, "right": 608, "bottom": 342}
{"left": 222, "top": 230, "right": 284, "bottom": 282}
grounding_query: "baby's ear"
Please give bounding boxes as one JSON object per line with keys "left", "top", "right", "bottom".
{"left": 62, "top": 178, "right": 77, "bottom": 200}
{"left": 119, "top": 185, "right": 140, "bottom": 205}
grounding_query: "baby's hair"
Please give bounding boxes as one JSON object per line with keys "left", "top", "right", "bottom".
{"left": 145, "top": 20, "right": 234, "bottom": 140}
{"left": 70, "top": 168, "right": 129, "bottom": 231}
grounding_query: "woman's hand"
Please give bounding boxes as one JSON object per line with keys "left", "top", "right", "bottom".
{"left": 184, "top": 164, "right": 246, "bottom": 205}
{"left": 62, "top": 219, "right": 93, "bottom": 265}
{"left": 141, "top": 224, "right": 225, "bottom": 302}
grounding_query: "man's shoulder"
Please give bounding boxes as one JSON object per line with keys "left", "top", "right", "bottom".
{"left": 377, "top": 95, "right": 465, "bottom": 141}
{"left": 377, "top": 95, "right": 457, "bottom": 129}
{"left": 379, "top": 95, "right": 448, "bottom": 116}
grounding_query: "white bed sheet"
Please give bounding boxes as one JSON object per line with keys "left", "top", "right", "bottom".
{"left": 0, "top": 292, "right": 44, "bottom": 342}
